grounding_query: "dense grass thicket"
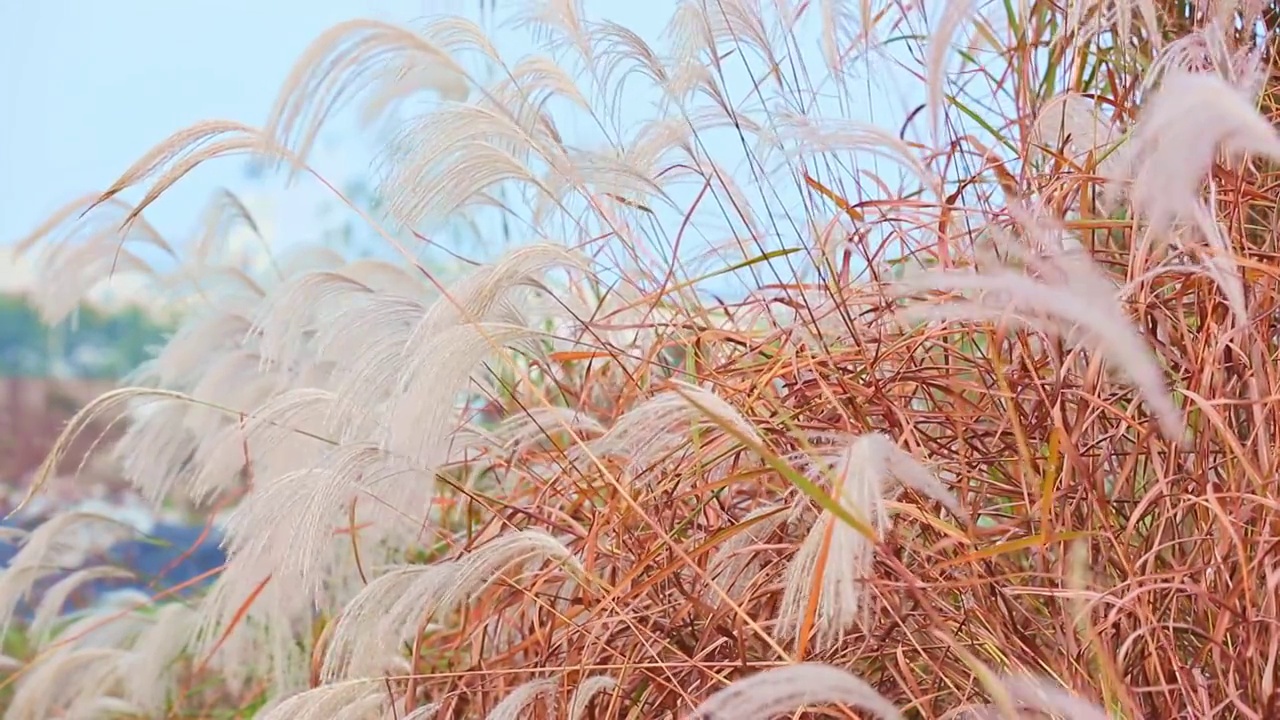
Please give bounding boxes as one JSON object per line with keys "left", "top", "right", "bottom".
{"left": 6, "top": 0, "right": 1280, "bottom": 717}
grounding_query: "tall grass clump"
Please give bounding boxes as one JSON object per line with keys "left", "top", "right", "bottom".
{"left": 7, "top": 0, "right": 1280, "bottom": 716}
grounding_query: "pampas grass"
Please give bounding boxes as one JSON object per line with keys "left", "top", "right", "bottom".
{"left": 6, "top": 0, "right": 1280, "bottom": 717}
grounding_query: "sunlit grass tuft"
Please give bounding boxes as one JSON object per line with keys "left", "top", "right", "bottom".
{"left": 5, "top": 0, "right": 1280, "bottom": 717}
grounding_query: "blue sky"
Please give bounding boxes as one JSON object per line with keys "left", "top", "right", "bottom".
{"left": 0, "top": 0, "right": 456, "bottom": 249}
{"left": 0, "top": 0, "right": 929, "bottom": 292}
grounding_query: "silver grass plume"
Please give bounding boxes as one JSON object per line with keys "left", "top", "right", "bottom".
{"left": 322, "top": 529, "right": 583, "bottom": 681}
{"left": 256, "top": 679, "right": 387, "bottom": 720}
{"left": 48, "top": 596, "right": 156, "bottom": 652}
{"left": 324, "top": 243, "right": 589, "bottom": 444}
{"left": 12, "top": 195, "right": 172, "bottom": 325}
{"left": 777, "top": 433, "right": 965, "bottom": 650}
{"left": 27, "top": 566, "right": 135, "bottom": 645}
{"left": 322, "top": 527, "right": 583, "bottom": 676}
{"left": 386, "top": 321, "right": 548, "bottom": 469}
{"left": 589, "top": 380, "right": 763, "bottom": 476}
{"left": 688, "top": 663, "right": 902, "bottom": 720}
{"left": 484, "top": 405, "right": 606, "bottom": 454}
{"left": 963, "top": 674, "right": 1113, "bottom": 720}
{"left": 0, "top": 512, "right": 137, "bottom": 638}
{"left": 118, "top": 602, "right": 202, "bottom": 714}
{"left": 704, "top": 504, "right": 794, "bottom": 603}
{"left": 893, "top": 219, "right": 1187, "bottom": 444}
{"left": 4, "top": 647, "right": 130, "bottom": 720}
{"left": 1103, "top": 67, "right": 1279, "bottom": 328}
{"left": 484, "top": 677, "right": 557, "bottom": 720}
{"left": 400, "top": 701, "right": 443, "bottom": 720}
{"left": 568, "top": 674, "right": 619, "bottom": 720}
{"left": 687, "top": 664, "right": 1112, "bottom": 719}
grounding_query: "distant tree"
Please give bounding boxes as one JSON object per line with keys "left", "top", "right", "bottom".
{"left": 0, "top": 295, "right": 170, "bottom": 379}
{"left": 0, "top": 296, "right": 50, "bottom": 376}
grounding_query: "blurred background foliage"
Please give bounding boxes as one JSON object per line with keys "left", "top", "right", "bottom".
{"left": 0, "top": 294, "right": 169, "bottom": 380}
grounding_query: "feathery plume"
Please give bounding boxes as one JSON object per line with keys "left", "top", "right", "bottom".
{"left": 0, "top": 512, "right": 137, "bottom": 637}
{"left": 1107, "top": 68, "right": 1280, "bottom": 235}
{"left": 1032, "top": 93, "right": 1123, "bottom": 173}
{"left": 4, "top": 647, "right": 129, "bottom": 720}
{"left": 948, "top": 675, "right": 1111, "bottom": 719}
{"left": 94, "top": 121, "right": 302, "bottom": 225}
{"left": 219, "top": 440, "right": 436, "bottom": 602}
{"left": 1063, "top": 0, "right": 1161, "bottom": 52}
{"left": 28, "top": 566, "right": 134, "bottom": 644}
{"left": 401, "top": 702, "right": 443, "bottom": 720}
{"left": 487, "top": 405, "right": 606, "bottom": 453}
{"left": 12, "top": 193, "right": 174, "bottom": 321}
{"left": 689, "top": 663, "right": 902, "bottom": 719}
{"left": 119, "top": 602, "right": 202, "bottom": 714}
{"left": 263, "top": 18, "right": 491, "bottom": 170}
{"left": 322, "top": 529, "right": 583, "bottom": 681}
{"left": 705, "top": 504, "right": 793, "bottom": 602}
{"left": 592, "top": 380, "right": 762, "bottom": 474}
{"left": 998, "top": 675, "right": 1111, "bottom": 720}
{"left": 51, "top": 595, "right": 157, "bottom": 652}
{"left": 1102, "top": 67, "right": 1280, "bottom": 326}
{"left": 777, "top": 433, "right": 964, "bottom": 649}
{"left": 257, "top": 679, "right": 387, "bottom": 720}
{"left": 485, "top": 677, "right": 557, "bottom": 720}
{"left": 925, "top": 0, "right": 976, "bottom": 141}
{"left": 568, "top": 674, "right": 620, "bottom": 720}
{"left": 387, "top": 321, "right": 548, "bottom": 468}
{"left": 893, "top": 219, "right": 1186, "bottom": 443}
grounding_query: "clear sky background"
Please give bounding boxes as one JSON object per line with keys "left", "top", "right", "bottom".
{"left": 1, "top": 0, "right": 468, "bottom": 251}
{"left": 0, "top": 0, "right": 930, "bottom": 296}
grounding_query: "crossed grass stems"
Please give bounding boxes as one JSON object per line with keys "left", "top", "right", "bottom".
{"left": 4, "top": 0, "right": 1280, "bottom": 717}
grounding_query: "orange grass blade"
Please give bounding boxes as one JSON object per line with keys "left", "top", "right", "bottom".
{"left": 194, "top": 574, "right": 273, "bottom": 675}
{"left": 937, "top": 532, "right": 1093, "bottom": 570}
{"left": 804, "top": 174, "right": 865, "bottom": 221}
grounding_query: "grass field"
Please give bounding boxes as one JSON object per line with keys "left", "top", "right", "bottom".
{"left": 4, "top": 0, "right": 1280, "bottom": 717}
